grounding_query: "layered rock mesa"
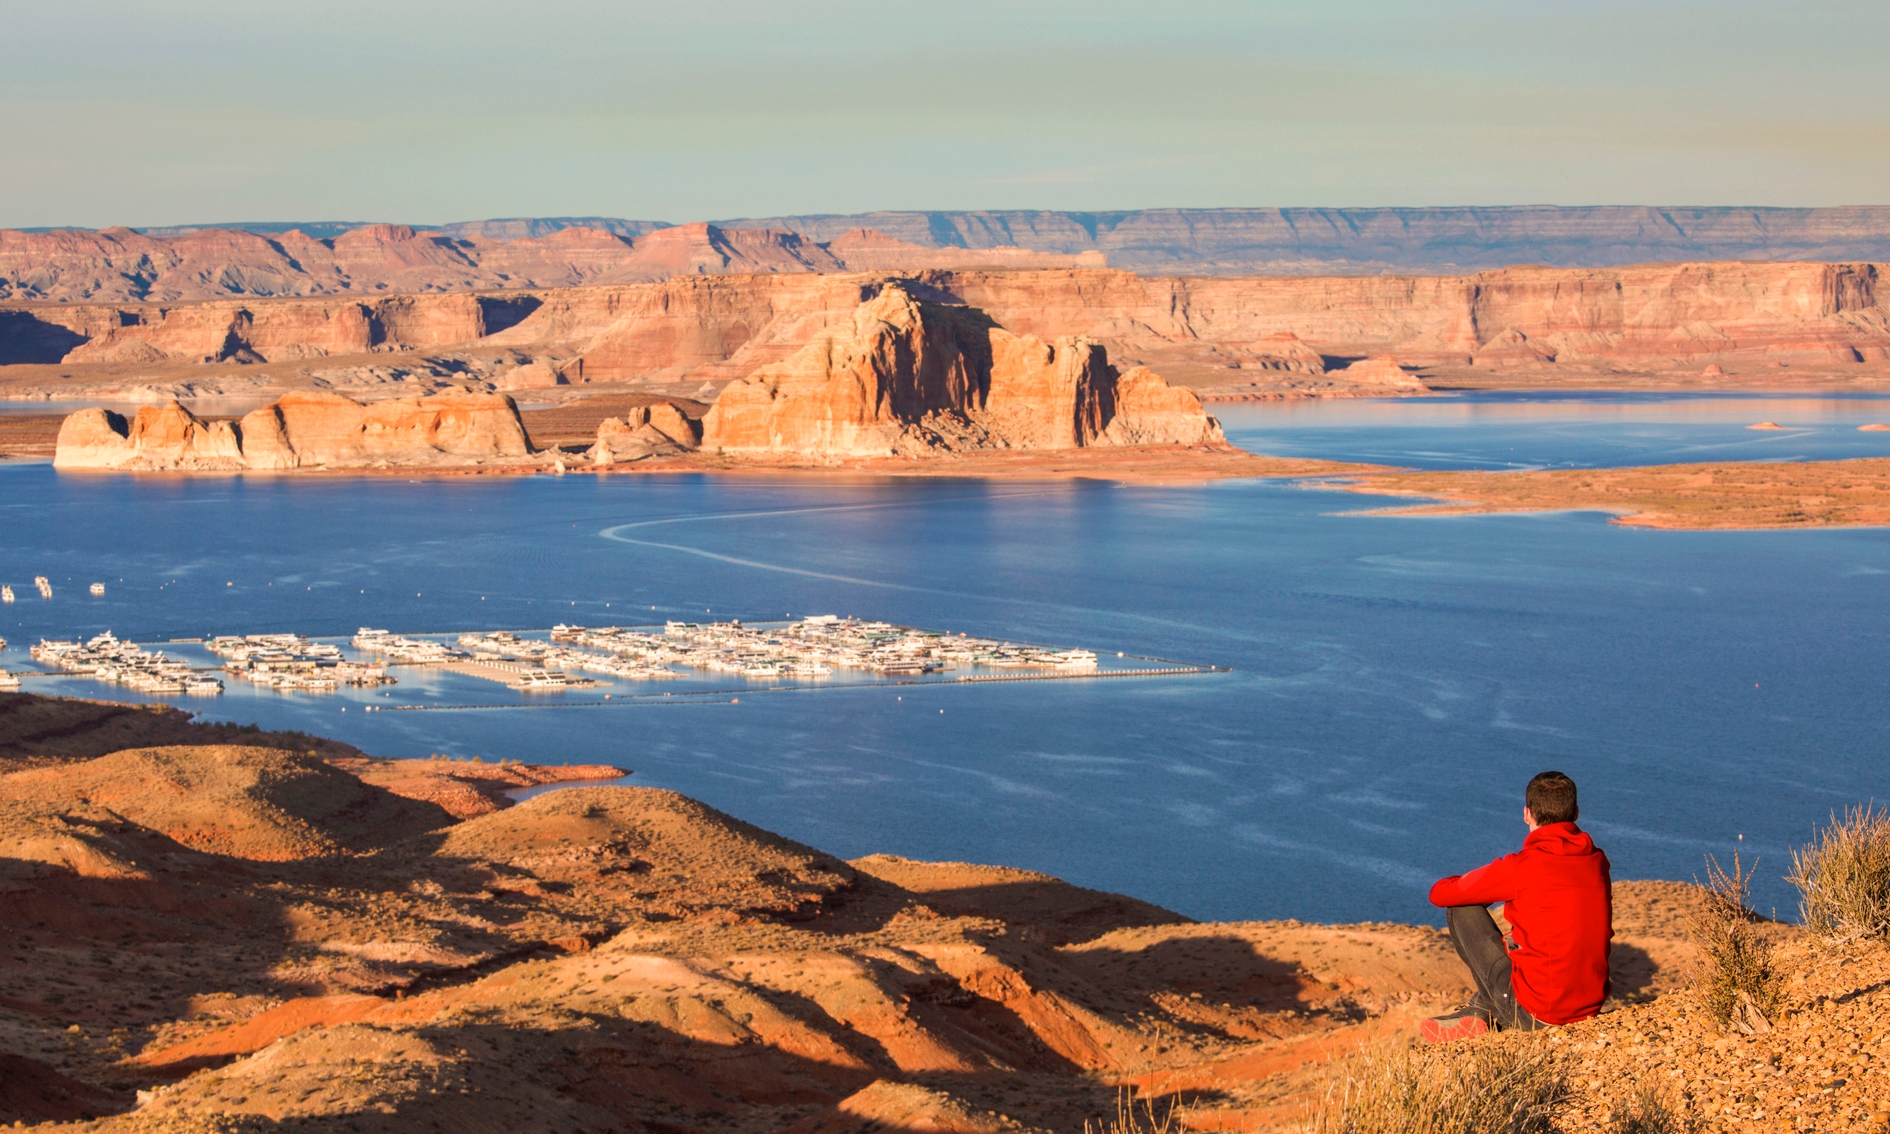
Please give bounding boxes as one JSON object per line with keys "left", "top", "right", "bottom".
{"left": 725, "top": 205, "right": 1890, "bottom": 273}
{"left": 0, "top": 222, "right": 1102, "bottom": 303}
{"left": 53, "top": 390, "right": 530, "bottom": 471}
{"left": 8, "top": 261, "right": 1885, "bottom": 396}
{"left": 50, "top": 205, "right": 1890, "bottom": 276}
{"left": 698, "top": 285, "right": 1225, "bottom": 457}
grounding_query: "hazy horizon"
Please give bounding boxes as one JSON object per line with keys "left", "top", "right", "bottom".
{"left": 2, "top": 0, "right": 1886, "bottom": 229}
{"left": 20, "top": 202, "right": 1890, "bottom": 239}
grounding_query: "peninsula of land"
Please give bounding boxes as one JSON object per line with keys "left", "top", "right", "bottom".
{"left": 0, "top": 690, "right": 1882, "bottom": 1132}
{"left": 1340, "top": 457, "right": 1890, "bottom": 529}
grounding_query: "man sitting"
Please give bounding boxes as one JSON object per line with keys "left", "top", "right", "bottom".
{"left": 1422, "top": 770, "right": 1613, "bottom": 1042}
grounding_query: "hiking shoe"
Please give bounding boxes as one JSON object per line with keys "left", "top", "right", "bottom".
{"left": 1420, "top": 1007, "right": 1490, "bottom": 1044}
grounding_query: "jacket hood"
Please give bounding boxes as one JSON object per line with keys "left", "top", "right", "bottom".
{"left": 1524, "top": 821, "right": 1596, "bottom": 856}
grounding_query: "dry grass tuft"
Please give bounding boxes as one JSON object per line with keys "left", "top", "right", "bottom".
{"left": 1686, "top": 853, "right": 1781, "bottom": 1033}
{"left": 1302, "top": 1035, "right": 1566, "bottom": 1134}
{"left": 1789, "top": 803, "right": 1890, "bottom": 942}
{"left": 1606, "top": 1084, "right": 1687, "bottom": 1134}
{"left": 1085, "top": 1089, "right": 1186, "bottom": 1134}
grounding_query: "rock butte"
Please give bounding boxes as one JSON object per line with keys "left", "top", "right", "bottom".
{"left": 700, "top": 285, "right": 1223, "bottom": 457}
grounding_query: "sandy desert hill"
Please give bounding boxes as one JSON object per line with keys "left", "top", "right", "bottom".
{"left": 9, "top": 691, "right": 1885, "bottom": 1133}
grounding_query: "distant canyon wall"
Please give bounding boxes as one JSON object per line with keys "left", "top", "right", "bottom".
{"left": 500, "top": 262, "right": 1890, "bottom": 390}
{"left": 47, "top": 206, "right": 1890, "bottom": 277}
{"left": 0, "top": 223, "right": 1100, "bottom": 304}
{"left": 6, "top": 263, "right": 1889, "bottom": 399}
{"left": 719, "top": 207, "right": 1890, "bottom": 274}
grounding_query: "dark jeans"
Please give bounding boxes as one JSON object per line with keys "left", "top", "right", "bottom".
{"left": 1445, "top": 904, "right": 1541, "bottom": 1031}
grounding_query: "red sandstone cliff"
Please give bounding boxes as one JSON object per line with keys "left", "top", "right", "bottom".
{"left": 9, "top": 262, "right": 1890, "bottom": 403}
{"left": 698, "top": 285, "right": 1224, "bottom": 457}
{"left": 568, "top": 263, "right": 1890, "bottom": 391}
{"left": 53, "top": 391, "right": 530, "bottom": 471}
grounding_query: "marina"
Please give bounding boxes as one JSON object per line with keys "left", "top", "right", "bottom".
{"left": 30, "top": 631, "right": 223, "bottom": 696}
{"left": 7, "top": 617, "right": 1216, "bottom": 707}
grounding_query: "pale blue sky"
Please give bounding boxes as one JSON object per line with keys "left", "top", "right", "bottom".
{"left": 2, "top": 0, "right": 1885, "bottom": 227}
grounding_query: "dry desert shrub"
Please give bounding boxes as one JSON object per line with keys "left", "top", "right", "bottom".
{"left": 1789, "top": 803, "right": 1890, "bottom": 942}
{"left": 1607, "top": 1084, "right": 1687, "bottom": 1134}
{"left": 1084, "top": 1089, "right": 1186, "bottom": 1134}
{"left": 1687, "top": 853, "right": 1781, "bottom": 1033}
{"left": 1303, "top": 1035, "right": 1567, "bottom": 1134}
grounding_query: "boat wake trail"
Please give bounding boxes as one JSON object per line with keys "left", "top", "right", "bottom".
{"left": 597, "top": 494, "right": 1051, "bottom": 593}
{"left": 595, "top": 495, "right": 1271, "bottom": 645}
{"left": 598, "top": 534, "right": 918, "bottom": 591}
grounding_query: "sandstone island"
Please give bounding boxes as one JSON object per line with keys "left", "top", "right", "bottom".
{"left": 1, "top": 690, "right": 1884, "bottom": 1131}
{"left": 46, "top": 284, "right": 1352, "bottom": 483}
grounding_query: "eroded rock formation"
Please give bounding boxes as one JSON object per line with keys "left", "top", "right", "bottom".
{"left": 53, "top": 404, "right": 245, "bottom": 470}
{"left": 699, "top": 285, "right": 1223, "bottom": 457}
{"left": 53, "top": 390, "right": 529, "bottom": 470}
{"left": 589, "top": 402, "right": 702, "bottom": 465}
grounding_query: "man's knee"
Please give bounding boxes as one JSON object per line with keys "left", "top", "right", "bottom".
{"left": 1445, "top": 903, "right": 1502, "bottom": 941}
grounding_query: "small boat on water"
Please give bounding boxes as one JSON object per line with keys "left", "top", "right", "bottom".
{"left": 184, "top": 677, "right": 224, "bottom": 695}
{"left": 1, "top": 585, "right": 13, "bottom": 603}
{"left": 34, "top": 576, "right": 52, "bottom": 599}
{"left": 89, "top": 583, "right": 106, "bottom": 596}
{"left": 511, "top": 670, "right": 571, "bottom": 691}
{"left": 0, "top": 670, "right": 19, "bottom": 691}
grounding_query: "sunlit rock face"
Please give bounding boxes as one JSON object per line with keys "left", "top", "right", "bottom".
{"left": 54, "top": 391, "right": 531, "bottom": 471}
{"left": 700, "top": 285, "right": 1222, "bottom": 458}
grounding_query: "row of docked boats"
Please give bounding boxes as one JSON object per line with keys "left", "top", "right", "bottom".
{"left": 30, "top": 631, "right": 224, "bottom": 695}
{"left": 207, "top": 633, "right": 396, "bottom": 692}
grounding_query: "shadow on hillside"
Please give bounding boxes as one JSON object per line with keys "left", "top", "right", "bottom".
{"left": 0, "top": 312, "right": 87, "bottom": 365}
{"left": 1051, "top": 932, "right": 1337, "bottom": 1032}
{"left": 476, "top": 295, "right": 542, "bottom": 335}
{"left": 873, "top": 876, "right": 1189, "bottom": 946}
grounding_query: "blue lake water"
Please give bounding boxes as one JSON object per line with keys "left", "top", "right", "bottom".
{"left": 4, "top": 391, "right": 1889, "bottom": 925}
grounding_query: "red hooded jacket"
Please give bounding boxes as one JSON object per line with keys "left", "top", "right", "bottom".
{"left": 1428, "top": 822, "right": 1613, "bottom": 1025}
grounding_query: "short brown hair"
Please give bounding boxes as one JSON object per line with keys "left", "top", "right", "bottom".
{"left": 1526, "top": 771, "right": 1579, "bottom": 825}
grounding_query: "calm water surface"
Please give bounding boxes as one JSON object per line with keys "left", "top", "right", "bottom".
{"left": 4, "top": 391, "right": 1888, "bottom": 924}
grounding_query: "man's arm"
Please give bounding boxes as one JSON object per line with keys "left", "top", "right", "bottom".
{"left": 1428, "top": 852, "right": 1521, "bottom": 908}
